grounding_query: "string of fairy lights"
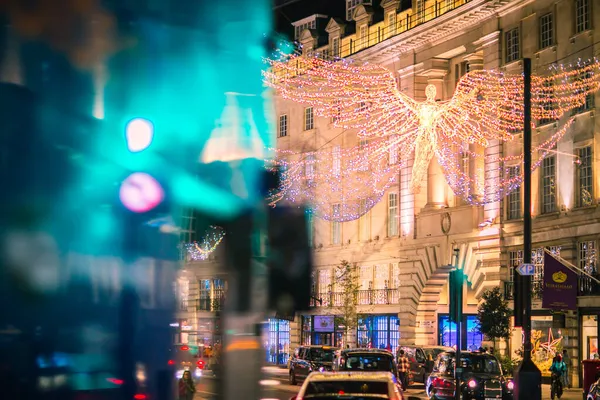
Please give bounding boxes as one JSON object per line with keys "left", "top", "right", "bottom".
{"left": 182, "top": 226, "right": 226, "bottom": 261}
{"left": 264, "top": 50, "right": 600, "bottom": 220}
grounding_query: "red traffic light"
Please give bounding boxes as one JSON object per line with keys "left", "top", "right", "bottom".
{"left": 180, "top": 345, "right": 189, "bottom": 351}
{"left": 197, "top": 360, "right": 205, "bottom": 370}
{"left": 168, "top": 360, "right": 175, "bottom": 365}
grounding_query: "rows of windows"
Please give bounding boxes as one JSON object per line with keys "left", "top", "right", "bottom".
{"left": 504, "top": 0, "right": 591, "bottom": 64}
{"left": 506, "top": 147, "right": 595, "bottom": 220}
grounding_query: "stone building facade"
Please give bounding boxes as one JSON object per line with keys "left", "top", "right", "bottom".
{"left": 178, "top": 0, "right": 600, "bottom": 387}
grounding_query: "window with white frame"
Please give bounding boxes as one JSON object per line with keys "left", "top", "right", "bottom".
{"left": 331, "top": 37, "right": 340, "bottom": 58}
{"left": 577, "top": 146, "right": 593, "bottom": 207}
{"left": 359, "top": 199, "right": 370, "bottom": 241}
{"left": 541, "top": 155, "right": 557, "bottom": 214}
{"left": 539, "top": 79, "right": 555, "bottom": 125}
{"left": 388, "top": 193, "right": 399, "bottom": 237}
{"left": 444, "top": 0, "right": 454, "bottom": 12}
{"left": 278, "top": 114, "right": 288, "bottom": 137}
{"left": 391, "top": 263, "right": 400, "bottom": 289}
{"left": 359, "top": 266, "right": 373, "bottom": 290}
{"left": 358, "top": 138, "right": 369, "bottom": 171}
{"left": 346, "top": 0, "right": 371, "bottom": 21}
{"left": 505, "top": 28, "right": 520, "bottom": 63}
{"left": 360, "top": 25, "right": 368, "bottom": 48}
{"left": 509, "top": 247, "right": 561, "bottom": 297}
{"left": 388, "top": 12, "right": 397, "bottom": 36}
{"left": 539, "top": 13, "right": 554, "bottom": 49}
{"left": 573, "top": 71, "right": 594, "bottom": 114}
{"left": 304, "top": 107, "right": 314, "bottom": 130}
{"left": 575, "top": 0, "right": 590, "bottom": 34}
{"left": 415, "top": 0, "right": 425, "bottom": 22}
{"left": 331, "top": 204, "right": 341, "bottom": 244}
{"left": 318, "top": 269, "right": 332, "bottom": 304}
{"left": 374, "top": 264, "right": 390, "bottom": 290}
{"left": 332, "top": 145, "right": 341, "bottom": 177}
{"left": 305, "top": 154, "right": 315, "bottom": 184}
{"left": 294, "top": 20, "right": 316, "bottom": 40}
{"left": 507, "top": 166, "right": 521, "bottom": 220}
{"left": 459, "top": 147, "right": 470, "bottom": 197}
{"left": 180, "top": 208, "right": 197, "bottom": 244}
{"left": 306, "top": 209, "right": 314, "bottom": 247}
{"left": 579, "top": 241, "right": 597, "bottom": 273}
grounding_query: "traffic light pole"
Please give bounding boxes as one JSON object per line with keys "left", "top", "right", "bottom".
{"left": 514, "top": 58, "right": 541, "bottom": 400}
{"left": 452, "top": 248, "right": 462, "bottom": 400}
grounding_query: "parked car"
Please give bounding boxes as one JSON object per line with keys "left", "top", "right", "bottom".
{"left": 398, "top": 345, "right": 453, "bottom": 385}
{"left": 333, "top": 348, "right": 399, "bottom": 378}
{"left": 425, "top": 351, "right": 514, "bottom": 400}
{"left": 289, "top": 345, "right": 339, "bottom": 385}
{"left": 292, "top": 371, "right": 404, "bottom": 400}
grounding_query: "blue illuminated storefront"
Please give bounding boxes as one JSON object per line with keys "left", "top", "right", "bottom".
{"left": 438, "top": 314, "right": 483, "bottom": 351}
{"left": 264, "top": 318, "right": 290, "bottom": 365}
{"left": 357, "top": 314, "right": 400, "bottom": 354}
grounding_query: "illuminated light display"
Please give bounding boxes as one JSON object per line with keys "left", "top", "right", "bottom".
{"left": 267, "top": 135, "right": 406, "bottom": 221}
{"left": 264, "top": 52, "right": 600, "bottom": 207}
{"left": 119, "top": 172, "right": 165, "bottom": 213}
{"left": 182, "top": 226, "right": 226, "bottom": 261}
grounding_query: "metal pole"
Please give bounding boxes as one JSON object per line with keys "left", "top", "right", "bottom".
{"left": 514, "top": 57, "right": 541, "bottom": 400}
{"left": 453, "top": 248, "right": 461, "bottom": 400}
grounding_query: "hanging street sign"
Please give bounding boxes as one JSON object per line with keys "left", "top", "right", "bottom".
{"left": 516, "top": 263, "right": 535, "bottom": 276}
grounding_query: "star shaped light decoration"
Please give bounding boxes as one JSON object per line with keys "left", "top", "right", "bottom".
{"left": 264, "top": 51, "right": 600, "bottom": 221}
{"left": 539, "top": 328, "right": 563, "bottom": 357}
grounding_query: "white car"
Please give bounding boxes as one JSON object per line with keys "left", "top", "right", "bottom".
{"left": 293, "top": 371, "right": 404, "bottom": 400}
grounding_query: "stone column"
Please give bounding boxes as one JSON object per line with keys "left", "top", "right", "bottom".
{"left": 398, "top": 64, "right": 420, "bottom": 235}
{"left": 463, "top": 52, "right": 485, "bottom": 202}
{"left": 474, "top": 32, "right": 502, "bottom": 222}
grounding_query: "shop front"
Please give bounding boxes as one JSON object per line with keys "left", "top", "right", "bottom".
{"left": 264, "top": 318, "right": 291, "bottom": 365}
{"left": 438, "top": 314, "right": 483, "bottom": 351}
{"left": 579, "top": 308, "right": 600, "bottom": 385}
{"left": 300, "top": 315, "right": 344, "bottom": 347}
{"left": 357, "top": 314, "right": 399, "bottom": 354}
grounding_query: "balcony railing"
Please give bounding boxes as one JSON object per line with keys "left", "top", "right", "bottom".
{"left": 310, "top": 289, "right": 399, "bottom": 307}
{"left": 504, "top": 275, "right": 600, "bottom": 301}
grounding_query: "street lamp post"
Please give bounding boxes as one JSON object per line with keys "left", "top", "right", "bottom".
{"left": 513, "top": 57, "right": 542, "bottom": 400}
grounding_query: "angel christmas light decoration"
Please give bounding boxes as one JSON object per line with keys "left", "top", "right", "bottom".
{"left": 265, "top": 52, "right": 600, "bottom": 221}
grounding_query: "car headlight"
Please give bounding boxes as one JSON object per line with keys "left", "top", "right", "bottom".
{"left": 468, "top": 379, "right": 477, "bottom": 389}
{"left": 194, "top": 369, "right": 202, "bottom": 378}
{"left": 507, "top": 380, "right": 514, "bottom": 390}
{"left": 175, "top": 370, "right": 184, "bottom": 379}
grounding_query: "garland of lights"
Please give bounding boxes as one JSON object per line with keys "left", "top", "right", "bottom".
{"left": 182, "top": 226, "right": 225, "bottom": 261}
{"left": 265, "top": 52, "right": 600, "bottom": 212}
{"left": 267, "top": 136, "right": 407, "bottom": 221}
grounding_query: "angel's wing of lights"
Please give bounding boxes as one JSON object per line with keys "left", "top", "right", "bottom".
{"left": 267, "top": 136, "right": 407, "bottom": 222}
{"left": 437, "top": 58, "right": 600, "bottom": 204}
{"left": 264, "top": 52, "right": 421, "bottom": 139}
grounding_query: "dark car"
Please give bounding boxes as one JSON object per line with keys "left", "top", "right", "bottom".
{"left": 333, "top": 348, "right": 399, "bottom": 377}
{"left": 289, "top": 345, "right": 339, "bottom": 385}
{"left": 425, "top": 351, "right": 514, "bottom": 400}
{"left": 398, "top": 345, "right": 453, "bottom": 385}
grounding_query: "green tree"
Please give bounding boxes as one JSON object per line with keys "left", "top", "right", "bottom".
{"left": 476, "top": 287, "right": 511, "bottom": 350}
{"left": 331, "top": 260, "right": 361, "bottom": 346}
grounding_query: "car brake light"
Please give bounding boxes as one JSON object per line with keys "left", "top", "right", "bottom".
{"left": 133, "top": 395, "right": 147, "bottom": 400}
{"left": 107, "top": 378, "right": 124, "bottom": 385}
{"left": 338, "top": 390, "right": 345, "bottom": 394}
{"left": 168, "top": 360, "right": 175, "bottom": 365}
{"left": 432, "top": 377, "right": 453, "bottom": 389}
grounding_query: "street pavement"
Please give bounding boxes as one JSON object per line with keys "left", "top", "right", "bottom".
{"left": 195, "top": 367, "right": 585, "bottom": 400}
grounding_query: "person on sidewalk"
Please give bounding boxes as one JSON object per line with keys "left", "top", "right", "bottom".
{"left": 562, "top": 350, "right": 571, "bottom": 389}
{"left": 397, "top": 349, "right": 410, "bottom": 391}
{"left": 178, "top": 370, "right": 196, "bottom": 400}
{"left": 549, "top": 355, "right": 566, "bottom": 399}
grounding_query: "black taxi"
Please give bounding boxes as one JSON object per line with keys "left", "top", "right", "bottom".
{"left": 289, "top": 345, "right": 339, "bottom": 385}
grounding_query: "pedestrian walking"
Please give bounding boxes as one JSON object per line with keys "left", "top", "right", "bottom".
{"left": 397, "top": 349, "right": 410, "bottom": 391}
{"left": 178, "top": 370, "right": 196, "bottom": 400}
{"left": 562, "top": 350, "right": 571, "bottom": 388}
